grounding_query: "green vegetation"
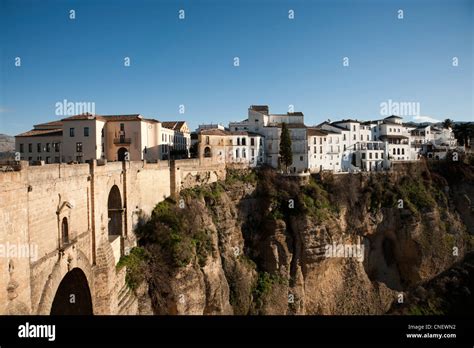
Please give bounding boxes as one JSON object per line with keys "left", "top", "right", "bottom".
{"left": 407, "top": 299, "right": 445, "bottom": 315}
{"left": 252, "top": 271, "right": 288, "bottom": 309}
{"left": 225, "top": 168, "right": 257, "bottom": 185}
{"left": 116, "top": 247, "right": 149, "bottom": 291}
{"left": 182, "top": 182, "right": 224, "bottom": 202}
{"left": 252, "top": 272, "right": 274, "bottom": 307}
{"left": 398, "top": 178, "right": 436, "bottom": 214}
{"left": 300, "top": 177, "right": 336, "bottom": 220}
{"left": 135, "top": 198, "right": 214, "bottom": 268}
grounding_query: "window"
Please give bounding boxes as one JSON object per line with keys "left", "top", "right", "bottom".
{"left": 70, "top": 128, "right": 75, "bottom": 137}
{"left": 402, "top": 148, "right": 405, "bottom": 155}
{"left": 206, "top": 136, "right": 210, "bottom": 145}
{"left": 28, "top": 157, "right": 32, "bottom": 161}
{"left": 320, "top": 138, "right": 322, "bottom": 145}
{"left": 343, "top": 134, "right": 346, "bottom": 141}
{"left": 54, "top": 156, "right": 60, "bottom": 163}
{"left": 28, "top": 144, "right": 32, "bottom": 152}
{"left": 375, "top": 153, "right": 378, "bottom": 159}
{"left": 242, "top": 149, "right": 246, "bottom": 158}
{"left": 353, "top": 125, "right": 356, "bottom": 131}
{"left": 361, "top": 153, "right": 366, "bottom": 159}
{"left": 242, "top": 138, "right": 246, "bottom": 146}
{"left": 251, "top": 149, "right": 255, "bottom": 156}
{"left": 237, "top": 138, "right": 240, "bottom": 146}
{"left": 101, "top": 128, "right": 104, "bottom": 137}
{"left": 46, "top": 156, "right": 50, "bottom": 164}
{"left": 251, "top": 138, "right": 255, "bottom": 146}
{"left": 344, "top": 144, "right": 346, "bottom": 151}
{"left": 53, "top": 142, "right": 60, "bottom": 152}
{"left": 360, "top": 135, "right": 363, "bottom": 141}
{"left": 76, "top": 156, "right": 82, "bottom": 162}
{"left": 84, "top": 127, "right": 90, "bottom": 137}
{"left": 20, "top": 144, "right": 24, "bottom": 153}
{"left": 46, "top": 143, "right": 51, "bottom": 152}
{"left": 397, "top": 148, "right": 400, "bottom": 155}
{"left": 393, "top": 148, "right": 396, "bottom": 155}
{"left": 37, "top": 156, "right": 42, "bottom": 161}
{"left": 236, "top": 149, "right": 240, "bottom": 158}
{"left": 367, "top": 135, "right": 369, "bottom": 141}
{"left": 369, "top": 153, "right": 372, "bottom": 159}
{"left": 102, "top": 143, "right": 104, "bottom": 153}
{"left": 120, "top": 123, "right": 125, "bottom": 131}
{"left": 353, "top": 134, "right": 356, "bottom": 140}
{"left": 76, "top": 142, "right": 83, "bottom": 153}
{"left": 313, "top": 137, "right": 316, "bottom": 145}
{"left": 37, "top": 143, "right": 42, "bottom": 153}
{"left": 300, "top": 156, "right": 303, "bottom": 161}
{"left": 389, "top": 128, "right": 392, "bottom": 132}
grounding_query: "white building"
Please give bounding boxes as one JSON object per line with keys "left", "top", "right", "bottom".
{"left": 198, "top": 128, "right": 264, "bottom": 167}
{"left": 230, "top": 105, "right": 308, "bottom": 173}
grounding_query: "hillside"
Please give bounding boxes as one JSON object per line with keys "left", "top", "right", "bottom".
{"left": 0, "top": 134, "right": 14, "bottom": 156}
{"left": 123, "top": 160, "right": 474, "bottom": 315}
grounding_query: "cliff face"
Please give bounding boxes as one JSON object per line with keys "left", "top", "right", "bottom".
{"left": 131, "top": 160, "right": 474, "bottom": 315}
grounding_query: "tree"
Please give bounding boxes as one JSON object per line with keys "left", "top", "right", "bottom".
{"left": 279, "top": 122, "right": 293, "bottom": 172}
{"left": 442, "top": 118, "right": 453, "bottom": 129}
{"left": 453, "top": 122, "right": 474, "bottom": 147}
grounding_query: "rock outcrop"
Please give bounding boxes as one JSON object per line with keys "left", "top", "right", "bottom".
{"left": 131, "top": 160, "right": 473, "bottom": 315}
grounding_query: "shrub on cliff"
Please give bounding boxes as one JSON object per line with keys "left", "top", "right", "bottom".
{"left": 135, "top": 198, "right": 214, "bottom": 268}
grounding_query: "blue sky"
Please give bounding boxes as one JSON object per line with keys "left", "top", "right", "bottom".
{"left": 0, "top": 0, "right": 472, "bottom": 135}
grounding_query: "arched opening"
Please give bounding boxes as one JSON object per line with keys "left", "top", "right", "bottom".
{"left": 117, "top": 147, "right": 128, "bottom": 161}
{"left": 50, "top": 268, "right": 93, "bottom": 315}
{"left": 204, "top": 146, "right": 211, "bottom": 158}
{"left": 61, "top": 217, "right": 69, "bottom": 245}
{"left": 108, "top": 185, "right": 123, "bottom": 238}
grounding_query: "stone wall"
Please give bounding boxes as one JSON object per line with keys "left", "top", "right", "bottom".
{"left": 0, "top": 158, "right": 224, "bottom": 315}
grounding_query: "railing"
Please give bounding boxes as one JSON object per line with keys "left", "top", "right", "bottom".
{"left": 113, "top": 137, "right": 132, "bottom": 145}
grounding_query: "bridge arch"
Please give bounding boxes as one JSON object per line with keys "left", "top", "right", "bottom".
{"left": 50, "top": 268, "right": 93, "bottom": 315}
{"left": 37, "top": 249, "right": 94, "bottom": 314}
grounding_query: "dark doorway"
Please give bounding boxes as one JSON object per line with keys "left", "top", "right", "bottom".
{"left": 117, "top": 147, "right": 128, "bottom": 161}
{"left": 50, "top": 268, "right": 93, "bottom": 315}
{"left": 108, "top": 185, "right": 123, "bottom": 237}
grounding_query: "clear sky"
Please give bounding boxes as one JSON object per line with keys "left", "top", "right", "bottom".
{"left": 0, "top": 0, "right": 473, "bottom": 135}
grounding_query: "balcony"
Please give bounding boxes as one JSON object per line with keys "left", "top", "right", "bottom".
{"left": 113, "top": 137, "right": 132, "bottom": 145}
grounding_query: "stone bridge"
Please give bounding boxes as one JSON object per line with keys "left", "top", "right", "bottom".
{"left": 0, "top": 158, "right": 225, "bottom": 315}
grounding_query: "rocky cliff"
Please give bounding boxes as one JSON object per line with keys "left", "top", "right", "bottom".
{"left": 127, "top": 159, "right": 473, "bottom": 315}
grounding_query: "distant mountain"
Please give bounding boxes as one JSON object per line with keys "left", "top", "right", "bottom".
{"left": 0, "top": 134, "right": 15, "bottom": 157}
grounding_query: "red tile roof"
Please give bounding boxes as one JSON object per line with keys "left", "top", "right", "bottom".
{"left": 60, "top": 113, "right": 159, "bottom": 122}
{"left": 162, "top": 121, "right": 186, "bottom": 130}
{"left": 307, "top": 128, "right": 328, "bottom": 136}
{"left": 16, "top": 129, "right": 63, "bottom": 137}
{"left": 33, "top": 120, "right": 63, "bottom": 129}
{"left": 249, "top": 105, "right": 269, "bottom": 114}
